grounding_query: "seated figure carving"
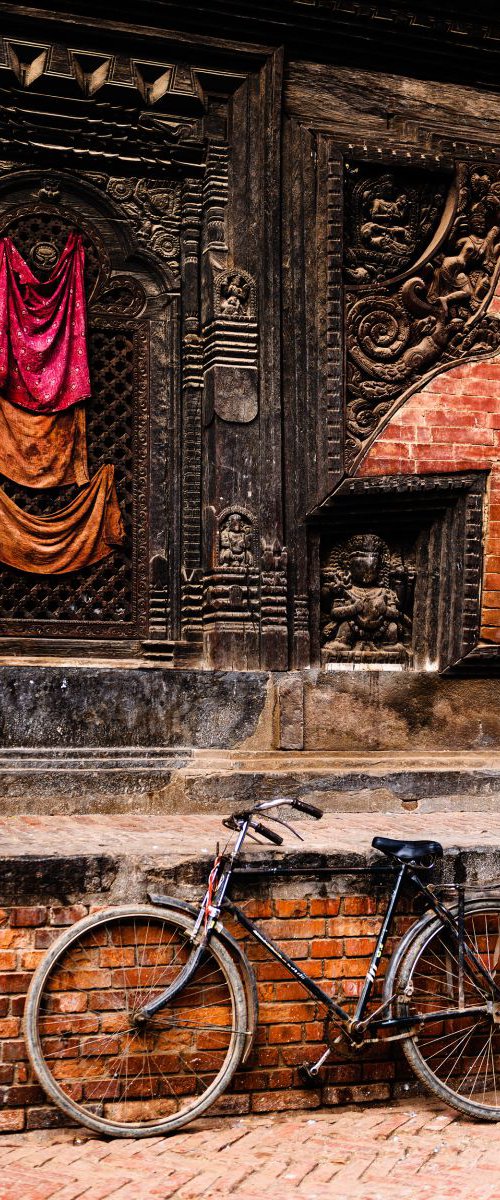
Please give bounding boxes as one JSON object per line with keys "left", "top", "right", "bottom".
{"left": 321, "top": 533, "right": 412, "bottom": 659}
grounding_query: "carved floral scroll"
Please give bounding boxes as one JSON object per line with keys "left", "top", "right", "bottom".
{"left": 344, "top": 162, "right": 500, "bottom": 466}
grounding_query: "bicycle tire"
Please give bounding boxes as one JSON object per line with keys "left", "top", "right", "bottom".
{"left": 24, "top": 903, "right": 248, "bottom": 1138}
{"left": 396, "top": 898, "right": 500, "bottom": 1120}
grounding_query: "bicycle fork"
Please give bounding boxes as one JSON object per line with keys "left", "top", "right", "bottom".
{"left": 135, "top": 941, "right": 206, "bottom": 1024}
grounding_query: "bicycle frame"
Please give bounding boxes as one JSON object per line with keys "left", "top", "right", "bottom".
{"left": 140, "top": 814, "right": 500, "bottom": 1032}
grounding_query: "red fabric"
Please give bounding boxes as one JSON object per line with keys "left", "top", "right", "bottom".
{"left": 0, "top": 233, "right": 91, "bottom": 414}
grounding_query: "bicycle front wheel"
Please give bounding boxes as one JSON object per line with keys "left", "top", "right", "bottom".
{"left": 397, "top": 899, "right": 500, "bottom": 1120}
{"left": 24, "top": 904, "right": 248, "bottom": 1137}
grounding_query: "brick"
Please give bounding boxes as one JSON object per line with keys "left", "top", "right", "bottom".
{"left": 251, "top": 1088, "right": 320, "bottom": 1113}
{"left": 328, "top": 918, "right": 379, "bottom": 936}
{"left": 274, "top": 981, "right": 310, "bottom": 1001}
{"left": 259, "top": 1002, "right": 316, "bottom": 1024}
{"left": 240, "top": 900, "right": 273, "bottom": 920}
{"left": 309, "top": 898, "right": 341, "bottom": 916}
{"left": 311, "top": 938, "right": 344, "bottom": 958}
{"left": 0, "top": 953, "right": 18, "bottom": 971}
{"left": 344, "top": 937, "right": 377, "bottom": 956}
{"left": 0, "top": 1084, "right": 45, "bottom": 1106}
{"left": 273, "top": 900, "right": 308, "bottom": 918}
{"left": 268, "top": 1023, "right": 302, "bottom": 1044}
{"left": 0, "top": 1018, "right": 20, "bottom": 1038}
{"left": 0, "top": 1108, "right": 24, "bottom": 1131}
{"left": 0, "top": 973, "right": 30, "bottom": 994}
{"left": 48, "top": 906, "right": 88, "bottom": 926}
{"left": 10, "top": 908, "right": 47, "bottom": 928}
{"left": 260, "top": 918, "right": 325, "bottom": 939}
{"left": 343, "top": 896, "right": 377, "bottom": 915}
{"left": 2, "top": 1039, "right": 28, "bottom": 1062}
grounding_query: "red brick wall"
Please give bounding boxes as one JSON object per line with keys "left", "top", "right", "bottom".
{"left": 0, "top": 895, "right": 417, "bottom": 1131}
{"left": 356, "top": 300, "right": 500, "bottom": 643}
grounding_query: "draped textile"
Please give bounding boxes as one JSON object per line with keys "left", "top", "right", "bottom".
{"left": 0, "top": 233, "right": 91, "bottom": 414}
{"left": 0, "top": 396, "right": 89, "bottom": 488}
{"left": 0, "top": 464, "right": 124, "bottom": 574}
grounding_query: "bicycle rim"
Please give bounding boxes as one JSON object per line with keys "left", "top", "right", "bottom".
{"left": 398, "top": 899, "right": 500, "bottom": 1120}
{"left": 24, "top": 905, "right": 248, "bottom": 1137}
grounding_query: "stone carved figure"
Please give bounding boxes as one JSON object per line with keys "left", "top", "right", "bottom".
{"left": 321, "top": 534, "right": 412, "bottom": 659}
{"left": 219, "top": 512, "right": 254, "bottom": 567}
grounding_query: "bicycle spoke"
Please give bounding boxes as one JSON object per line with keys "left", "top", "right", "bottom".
{"left": 27, "top": 909, "right": 246, "bottom": 1133}
{"left": 400, "top": 902, "right": 500, "bottom": 1118}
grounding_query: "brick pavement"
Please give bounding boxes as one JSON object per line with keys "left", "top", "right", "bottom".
{"left": 0, "top": 1098, "right": 499, "bottom": 1200}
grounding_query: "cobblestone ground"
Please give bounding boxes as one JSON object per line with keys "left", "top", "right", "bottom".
{"left": 1, "top": 1099, "right": 500, "bottom": 1200}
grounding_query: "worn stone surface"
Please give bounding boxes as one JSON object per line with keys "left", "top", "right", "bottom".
{"left": 0, "top": 811, "right": 499, "bottom": 901}
{"left": 3, "top": 749, "right": 500, "bottom": 814}
{"left": 304, "top": 671, "right": 500, "bottom": 751}
{"left": 0, "top": 668, "right": 270, "bottom": 749}
{"left": 1, "top": 669, "right": 500, "bottom": 814}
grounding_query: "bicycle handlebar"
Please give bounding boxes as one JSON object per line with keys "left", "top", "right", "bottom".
{"left": 292, "top": 799, "right": 323, "bottom": 819}
{"left": 251, "top": 821, "right": 283, "bottom": 845}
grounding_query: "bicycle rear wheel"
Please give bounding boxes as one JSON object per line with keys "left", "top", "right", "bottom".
{"left": 24, "top": 904, "right": 248, "bottom": 1137}
{"left": 397, "top": 899, "right": 500, "bottom": 1120}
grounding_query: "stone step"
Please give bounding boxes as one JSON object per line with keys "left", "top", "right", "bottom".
{"left": 0, "top": 811, "right": 500, "bottom": 895}
{"left": 1, "top": 747, "right": 500, "bottom": 814}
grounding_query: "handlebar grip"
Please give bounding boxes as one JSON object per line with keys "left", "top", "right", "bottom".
{"left": 293, "top": 799, "right": 324, "bottom": 819}
{"left": 252, "top": 820, "right": 283, "bottom": 846}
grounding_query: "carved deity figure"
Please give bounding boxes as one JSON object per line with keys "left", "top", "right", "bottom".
{"left": 321, "top": 534, "right": 411, "bottom": 655}
{"left": 219, "top": 513, "right": 254, "bottom": 567}
{"left": 219, "top": 273, "right": 251, "bottom": 320}
{"left": 360, "top": 183, "right": 412, "bottom": 254}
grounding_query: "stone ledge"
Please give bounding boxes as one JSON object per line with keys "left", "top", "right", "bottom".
{"left": 1, "top": 811, "right": 500, "bottom": 901}
{"left": 2, "top": 748, "right": 500, "bottom": 813}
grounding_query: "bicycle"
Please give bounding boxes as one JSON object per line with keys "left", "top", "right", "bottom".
{"left": 23, "top": 796, "right": 500, "bottom": 1137}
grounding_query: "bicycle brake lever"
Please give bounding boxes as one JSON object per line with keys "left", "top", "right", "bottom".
{"left": 263, "top": 815, "right": 304, "bottom": 841}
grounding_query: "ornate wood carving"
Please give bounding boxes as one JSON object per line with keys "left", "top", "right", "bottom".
{"left": 344, "top": 166, "right": 448, "bottom": 286}
{"left": 86, "top": 176, "right": 182, "bottom": 287}
{"left": 325, "top": 149, "right": 344, "bottom": 482}
{"left": 312, "top": 471, "right": 487, "bottom": 672}
{"left": 344, "top": 161, "right": 500, "bottom": 466}
{"left": 204, "top": 266, "right": 259, "bottom": 424}
{"left": 203, "top": 505, "right": 260, "bottom": 669}
{"left": 260, "top": 539, "right": 288, "bottom": 662}
{"left": 180, "top": 176, "right": 204, "bottom": 650}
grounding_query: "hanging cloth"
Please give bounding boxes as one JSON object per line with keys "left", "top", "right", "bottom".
{"left": 0, "top": 396, "right": 89, "bottom": 488}
{"left": 0, "top": 233, "right": 91, "bottom": 414}
{"left": 0, "top": 463, "right": 124, "bottom": 574}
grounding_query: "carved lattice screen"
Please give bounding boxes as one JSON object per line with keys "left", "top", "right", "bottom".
{"left": 0, "top": 203, "right": 146, "bottom": 639}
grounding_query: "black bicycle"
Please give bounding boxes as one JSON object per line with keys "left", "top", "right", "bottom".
{"left": 24, "top": 797, "right": 500, "bottom": 1136}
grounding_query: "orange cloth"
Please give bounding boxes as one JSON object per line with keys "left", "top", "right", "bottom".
{"left": 0, "top": 464, "right": 124, "bottom": 574}
{"left": 0, "top": 396, "right": 89, "bottom": 488}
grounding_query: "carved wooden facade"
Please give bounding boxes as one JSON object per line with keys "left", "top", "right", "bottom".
{"left": 0, "top": 10, "right": 500, "bottom": 674}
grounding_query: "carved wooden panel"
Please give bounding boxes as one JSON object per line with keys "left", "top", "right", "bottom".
{"left": 344, "top": 159, "right": 500, "bottom": 467}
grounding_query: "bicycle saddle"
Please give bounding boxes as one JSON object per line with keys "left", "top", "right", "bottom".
{"left": 372, "top": 836, "right": 443, "bottom": 865}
